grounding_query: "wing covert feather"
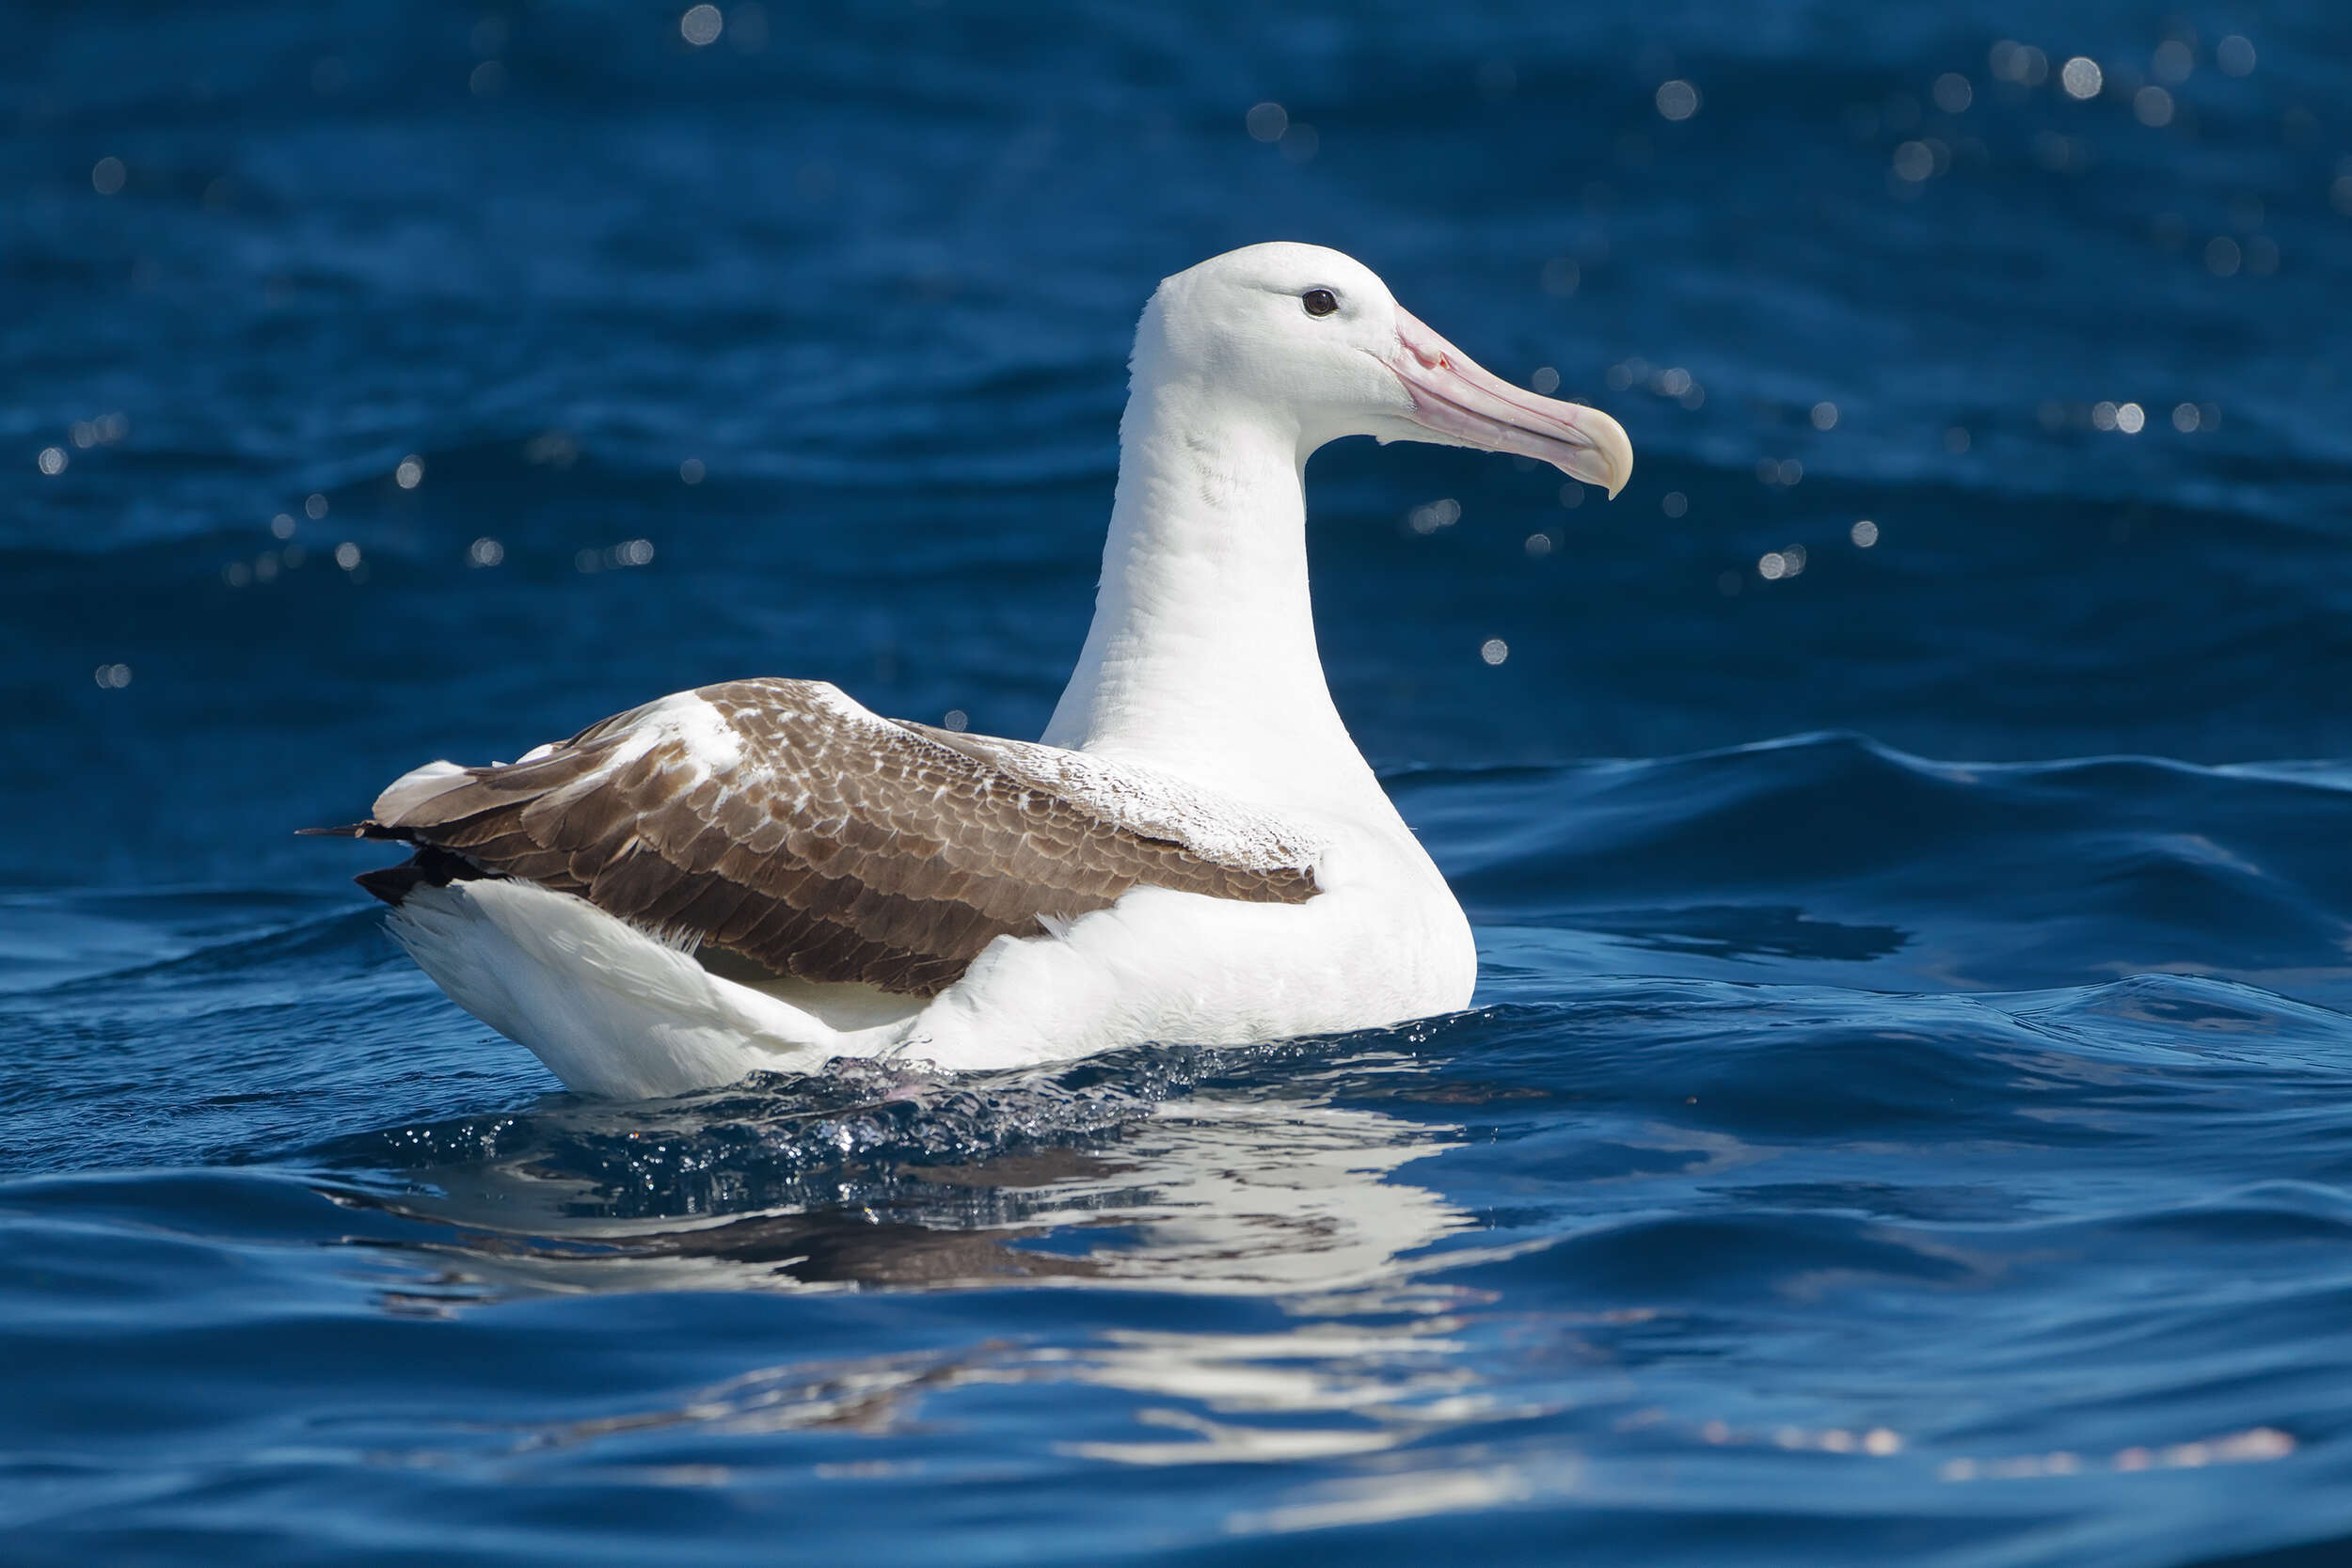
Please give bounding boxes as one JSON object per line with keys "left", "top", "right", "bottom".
{"left": 358, "top": 678, "right": 1318, "bottom": 995}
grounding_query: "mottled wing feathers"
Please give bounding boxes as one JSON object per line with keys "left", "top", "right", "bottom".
{"left": 348, "top": 678, "right": 1318, "bottom": 995}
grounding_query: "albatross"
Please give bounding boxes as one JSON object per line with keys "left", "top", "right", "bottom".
{"left": 316, "top": 242, "right": 1632, "bottom": 1099}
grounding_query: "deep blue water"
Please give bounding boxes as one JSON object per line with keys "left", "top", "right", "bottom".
{"left": 8, "top": 2, "right": 2352, "bottom": 1562}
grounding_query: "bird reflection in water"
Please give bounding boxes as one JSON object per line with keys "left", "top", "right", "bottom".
{"left": 329, "top": 1050, "right": 1485, "bottom": 1299}
{"left": 318, "top": 1058, "right": 1546, "bottom": 1478}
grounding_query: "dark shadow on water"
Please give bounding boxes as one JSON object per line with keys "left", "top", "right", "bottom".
{"left": 1559, "top": 903, "right": 1911, "bottom": 963}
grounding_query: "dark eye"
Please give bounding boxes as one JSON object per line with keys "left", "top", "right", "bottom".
{"left": 1301, "top": 288, "right": 1339, "bottom": 318}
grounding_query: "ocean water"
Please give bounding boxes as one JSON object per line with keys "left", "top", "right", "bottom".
{"left": 8, "top": 1, "right": 2352, "bottom": 1562}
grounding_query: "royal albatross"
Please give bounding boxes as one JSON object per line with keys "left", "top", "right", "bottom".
{"left": 313, "top": 243, "right": 1632, "bottom": 1099}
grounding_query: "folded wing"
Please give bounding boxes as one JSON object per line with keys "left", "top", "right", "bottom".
{"left": 326, "top": 678, "right": 1319, "bottom": 996}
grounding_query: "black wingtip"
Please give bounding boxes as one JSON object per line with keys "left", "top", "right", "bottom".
{"left": 353, "top": 846, "right": 493, "bottom": 907}
{"left": 296, "top": 820, "right": 405, "bottom": 840}
{"left": 354, "top": 863, "right": 425, "bottom": 906}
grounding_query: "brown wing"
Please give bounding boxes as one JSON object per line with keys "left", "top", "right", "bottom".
{"left": 329, "top": 678, "right": 1318, "bottom": 996}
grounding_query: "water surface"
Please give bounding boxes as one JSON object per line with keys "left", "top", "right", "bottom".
{"left": 7, "top": 3, "right": 2352, "bottom": 1563}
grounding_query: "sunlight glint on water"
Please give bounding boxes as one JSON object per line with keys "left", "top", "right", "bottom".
{"left": 6, "top": 3, "right": 2352, "bottom": 1564}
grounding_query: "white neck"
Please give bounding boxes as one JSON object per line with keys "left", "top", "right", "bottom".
{"left": 1041, "top": 373, "right": 1388, "bottom": 816}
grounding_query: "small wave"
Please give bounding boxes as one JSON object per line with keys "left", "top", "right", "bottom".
{"left": 1424, "top": 734, "right": 2352, "bottom": 1005}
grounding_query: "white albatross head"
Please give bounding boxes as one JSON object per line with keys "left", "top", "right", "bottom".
{"left": 1133, "top": 241, "right": 1633, "bottom": 498}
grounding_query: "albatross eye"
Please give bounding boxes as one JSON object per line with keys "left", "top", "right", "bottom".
{"left": 1301, "top": 288, "right": 1339, "bottom": 318}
